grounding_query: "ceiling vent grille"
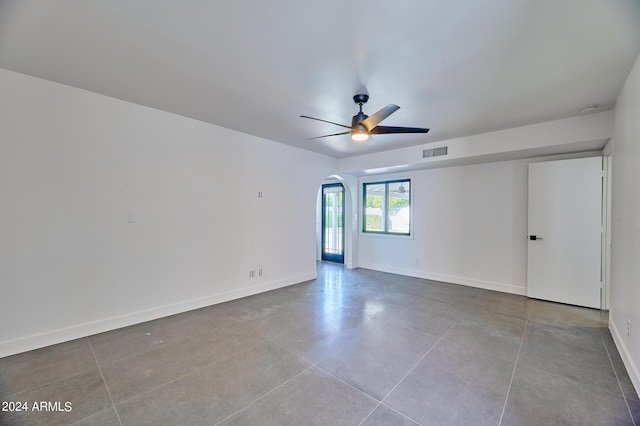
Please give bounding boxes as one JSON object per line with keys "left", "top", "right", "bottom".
{"left": 423, "top": 146, "right": 448, "bottom": 158}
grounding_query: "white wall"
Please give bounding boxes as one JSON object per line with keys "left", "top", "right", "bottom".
{"left": 357, "top": 153, "right": 601, "bottom": 296}
{"left": 609, "top": 54, "right": 640, "bottom": 393}
{"left": 0, "top": 69, "right": 336, "bottom": 357}
{"left": 358, "top": 162, "right": 528, "bottom": 294}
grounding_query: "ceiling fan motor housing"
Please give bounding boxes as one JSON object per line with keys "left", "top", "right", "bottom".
{"left": 352, "top": 112, "right": 368, "bottom": 126}
{"left": 353, "top": 94, "right": 369, "bottom": 105}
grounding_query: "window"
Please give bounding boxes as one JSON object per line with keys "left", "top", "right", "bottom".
{"left": 363, "top": 179, "right": 411, "bottom": 235}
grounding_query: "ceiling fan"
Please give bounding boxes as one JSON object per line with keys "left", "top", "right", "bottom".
{"left": 301, "top": 94, "right": 429, "bottom": 144}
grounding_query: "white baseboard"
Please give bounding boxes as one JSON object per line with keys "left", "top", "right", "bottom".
{"left": 609, "top": 317, "right": 640, "bottom": 397}
{"left": 356, "top": 262, "right": 527, "bottom": 296}
{"left": 0, "top": 272, "right": 316, "bottom": 358}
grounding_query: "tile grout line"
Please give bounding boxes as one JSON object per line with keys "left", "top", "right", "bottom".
{"left": 260, "top": 304, "right": 349, "bottom": 342}
{"left": 261, "top": 335, "right": 323, "bottom": 368}
{"left": 600, "top": 332, "right": 637, "bottom": 425}
{"left": 216, "top": 327, "right": 421, "bottom": 426}
{"left": 355, "top": 322, "right": 461, "bottom": 425}
{"left": 0, "top": 367, "right": 97, "bottom": 401}
{"left": 377, "top": 402, "right": 425, "bottom": 426}
{"left": 101, "top": 272, "right": 321, "bottom": 364}
{"left": 310, "top": 362, "right": 425, "bottom": 425}
{"left": 520, "top": 356, "right": 636, "bottom": 398}
{"left": 357, "top": 401, "right": 383, "bottom": 425}
{"left": 498, "top": 320, "right": 528, "bottom": 425}
{"left": 67, "top": 407, "right": 118, "bottom": 426}
{"left": 88, "top": 319, "right": 245, "bottom": 368}
{"left": 87, "top": 337, "right": 123, "bottom": 426}
{"left": 110, "top": 337, "right": 269, "bottom": 407}
{"left": 379, "top": 321, "right": 458, "bottom": 405}
{"left": 213, "top": 364, "right": 316, "bottom": 425}
{"left": 353, "top": 321, "right": 459, "bottom": 426}
{"left": 262, "top": 313, "right": 422, "bottom": 425}
{"left": 314, "top": 362, "right": 381, "bottom": 401}
{"left": 356, "top": 399, "right": 424, "bottom": 426}
{"left": 515, "top": 348, "right": 633, "bottom": 399}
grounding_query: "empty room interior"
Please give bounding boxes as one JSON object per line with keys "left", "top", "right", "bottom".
{"left": 1, "top": 1, "right": 640, "bottom": 425}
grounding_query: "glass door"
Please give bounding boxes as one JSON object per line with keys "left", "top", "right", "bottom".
{"left": 321, "top": 183, "right": 345, "bottom": 263}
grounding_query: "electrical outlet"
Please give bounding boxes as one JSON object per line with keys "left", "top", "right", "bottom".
{"left": 628, "top": 320, "right": 632, "bottom": 337}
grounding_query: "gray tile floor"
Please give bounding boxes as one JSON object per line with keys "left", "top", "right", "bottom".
{"left": 1, "top": 262, "right": 638, "bottom": 425}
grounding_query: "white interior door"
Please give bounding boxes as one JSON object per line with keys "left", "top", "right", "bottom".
{"left": 527, "top": 157, "right": 602, "bottom": 309}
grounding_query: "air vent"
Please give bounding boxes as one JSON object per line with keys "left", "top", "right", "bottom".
{"left": 423, "top": 146, "right": 448, "bottom": 158}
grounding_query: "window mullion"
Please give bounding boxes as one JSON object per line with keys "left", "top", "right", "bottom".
{"left": 384, "top": 183, "right": 389, "bottom": 233}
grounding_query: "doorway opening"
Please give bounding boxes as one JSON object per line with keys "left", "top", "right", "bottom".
{"left": 321, "top": 183, "right": 345, "bottom": 264}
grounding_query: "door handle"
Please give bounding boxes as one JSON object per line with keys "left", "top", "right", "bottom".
{"left": 529, "top": 235, "right": 543, "bottom": 241}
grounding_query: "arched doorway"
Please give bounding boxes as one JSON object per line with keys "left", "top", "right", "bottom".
{"left": 321, "top": 182, "right": 345, "bottom": 263}
{"left": 316, "top": 175, "right": 356, "bottom": 268}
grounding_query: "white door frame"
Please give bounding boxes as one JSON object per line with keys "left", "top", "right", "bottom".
{"left": 527, "top": 156, "right": 603, "bottom": 309}
{"left": 602, "top": 143, "right": 613, "bottom": 310}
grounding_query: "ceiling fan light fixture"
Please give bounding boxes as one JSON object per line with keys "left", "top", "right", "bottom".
{"left": 301, "top": 94, "right": 428, "bottom": 142}
{"left": 351, "top": 125, "right": 369, "bottom": 142}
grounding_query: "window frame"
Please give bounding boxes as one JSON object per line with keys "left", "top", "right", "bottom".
{"left": 362, "top": 179, "right": 411, "bottom": 236}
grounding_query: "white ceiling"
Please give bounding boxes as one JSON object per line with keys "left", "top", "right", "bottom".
{"left": 1, "top": 0, "right": 639, "bottom": 158}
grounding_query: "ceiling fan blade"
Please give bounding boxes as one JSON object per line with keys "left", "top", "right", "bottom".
{"left": 308, "top": 131, "right": 351, "bottom": 140}
{"left": 370, "top": 125, "right": 430, "bottom": 134}
{"left": 300, "top": 115, "right": 351, "bottom": 129}
{"left": 361, "top": 104, "right": 400, "bottom": 131}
